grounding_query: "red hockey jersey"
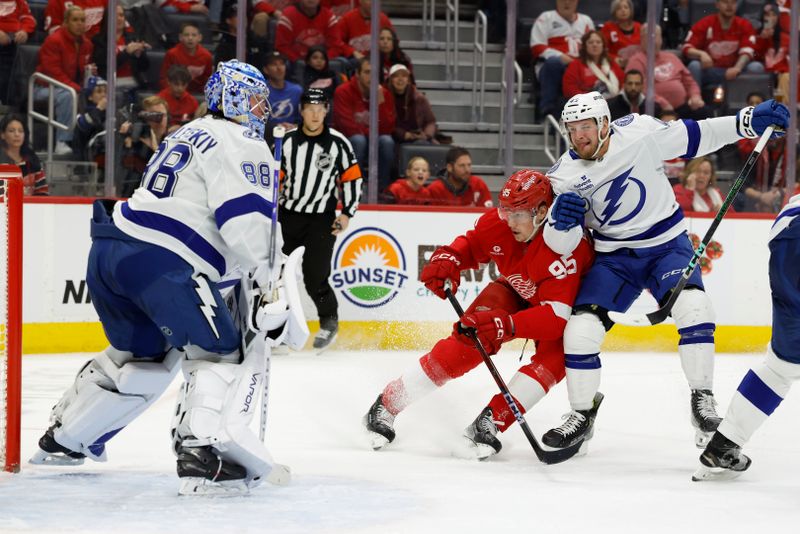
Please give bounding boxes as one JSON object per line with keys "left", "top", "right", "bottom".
{"left": 681, "top": 15, "right": 756, "bottom": 68}
{"left": 384, "top": 178, "right": 431, "bottom": 204}
{"left": 160, "top": 43, "right": 213, "bottom": 93}
{"left": 44, "top": 0, "right": 106, "bottom": 39}
{"left": 0, "top": 0, "right": 36, "bottom": 34}
{"left": 600, "top": 20, "right": 641, "bottom": 62}
{"left": 337, "top": 8, "right": 394, "bottom": 56}
{"left": 445, "top": 209, "right": 594, "bottom": 340}
{"left": 426, "top": 175, "right": 493, "bottom": 208}
{"left": 275, "top": 4, "right": 345, "bottom": 61}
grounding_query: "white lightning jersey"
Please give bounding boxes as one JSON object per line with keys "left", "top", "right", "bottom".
{"left": 544, "top": 114, "right": 744, "bottom": 254}
{"left": 114, "top": 115, "right": 278, "bottom": 282}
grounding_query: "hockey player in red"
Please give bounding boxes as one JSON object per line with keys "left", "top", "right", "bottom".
{"left": 364, "top": 170, "right": 597, "bottom": 459}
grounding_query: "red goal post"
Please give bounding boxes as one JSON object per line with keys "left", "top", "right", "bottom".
{"left": 0, "top": 164, "right": 22, "bottom": 473}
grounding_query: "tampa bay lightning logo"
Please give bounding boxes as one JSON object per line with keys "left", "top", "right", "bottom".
{"left": 271, "top": 98, "right": 295, "bottom": 121}
{"left": 547, "top": 158, "right": 562, "bottom": 174}
{"left": 591, "top": 167, "right": 646, "bottom": 226}
{"left": 613, "top": 114, "right": 635, "bottom": 127}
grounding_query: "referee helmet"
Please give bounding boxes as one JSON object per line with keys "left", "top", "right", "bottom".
{"left": 301, "top": 88, "right": 329, "bottom": 107}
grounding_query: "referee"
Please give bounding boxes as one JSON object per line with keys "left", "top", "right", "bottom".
{"left": 279, "top": 88, "right": 363, "bottom": 351}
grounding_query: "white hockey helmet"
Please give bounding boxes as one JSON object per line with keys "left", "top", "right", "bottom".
{"left": 560, "top": 91, "right": 612, "bottom": 158}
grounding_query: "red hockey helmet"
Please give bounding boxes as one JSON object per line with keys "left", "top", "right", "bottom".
{"left": 498, "top": 169, "right": 553, "bottom": 219}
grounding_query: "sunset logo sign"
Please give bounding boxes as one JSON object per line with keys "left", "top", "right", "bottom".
{"left": 331, "top": 227, "right": 409, "bottom": 308}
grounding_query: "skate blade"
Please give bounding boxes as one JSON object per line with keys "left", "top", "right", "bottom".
{"left": 365, "top": 429, "right": 390, "bottom": 451}
{"left": 451, "top": 437, "right": 497, "bottom": 461}
{"left": 266, "top": 464, "right": 291, "bottom": 486}
{"left": 691, "top": 464, "right": 745, "bottom": 482}
{"left": 695, "top": 429, "right": 713, "bottom": 449}
{"left": 178, "top": 477, "right": 249, "bottom": 496}
{"left": 29, "top": 449, "right": 85, "bottom": 466}
{"left": 314, "top": 335, "right": 338, "bottom": 355}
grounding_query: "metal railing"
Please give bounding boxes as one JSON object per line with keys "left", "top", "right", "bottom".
{"left": 471, "top": 10, "right": 488, "bottom": 124}
{"left": 445, "top": 0, "right": 459, "bottom": 82}
{"left": 543, "top": 114, "right": 568, "bottom": 164}
{"left": 497, "top": 60, "right": 523, "bottom": 161}
{"left": 422, "top": 0, "right": 436, "bottom": 44}
{"left": 27, "top": 73, "right": 78, "bottom": 164}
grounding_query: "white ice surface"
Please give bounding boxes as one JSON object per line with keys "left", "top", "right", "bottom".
{"left": 2, "top": 350, "right": 800, "bottom": 533}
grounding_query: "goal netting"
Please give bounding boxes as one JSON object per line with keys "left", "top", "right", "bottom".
{"left": 0, "top": 164, "right": 22, "bottom": 473}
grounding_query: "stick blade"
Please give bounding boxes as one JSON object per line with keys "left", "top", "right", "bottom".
{"left": 537, "top": 439, "right": 585, "bottom": 465}
{"left": 608, "top": 307, "right": 670, "bottom": 327}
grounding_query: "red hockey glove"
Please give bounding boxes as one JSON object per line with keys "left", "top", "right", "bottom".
{"left": 458, "top": 309, "right": 515, "bottom": 354}
{"left": 420, "top": 248, "right": 462, "bottom": 299}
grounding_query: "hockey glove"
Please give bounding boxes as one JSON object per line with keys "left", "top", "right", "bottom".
{"left": 458, "top": 309, "right": 515, "bottom": 355}
{"left": 550, "top": 192, "right": 587, "bottom": 232}
{"left": 420, "top": 247, "right": 463, "bottom": 299}
{"left": 737, "top": 99, "right": 789, "bottom": 139}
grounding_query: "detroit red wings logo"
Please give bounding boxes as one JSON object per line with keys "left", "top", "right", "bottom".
{"left": 506, "top": 274, "right": 537, "bottom": 299}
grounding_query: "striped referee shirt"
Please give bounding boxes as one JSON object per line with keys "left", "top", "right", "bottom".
{"left": 280, "top": 125, "right": 363, "bottom": 217}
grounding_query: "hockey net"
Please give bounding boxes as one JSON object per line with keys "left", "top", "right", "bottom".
{"left": 0, "top": 165, "right": 22, "bottom": 473}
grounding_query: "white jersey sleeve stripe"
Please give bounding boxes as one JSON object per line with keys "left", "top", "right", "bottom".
{"left": 542, "top": 300, "right": 573, "bottom": 322}
{"left": 214, "top": 193, "right": 276, "bottom": 229}
{"left": 120, "top": 203, "right": 227, "bottom": 276}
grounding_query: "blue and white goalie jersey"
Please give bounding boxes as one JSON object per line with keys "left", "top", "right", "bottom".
{"left": 545, "top": 114, "right": 743, "bottom": 253}
{"left": 114, "top": 115, "right": 278, "bottom": 282}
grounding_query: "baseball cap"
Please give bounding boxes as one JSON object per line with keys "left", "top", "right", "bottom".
{"left": 264, "top": 51, "right": 288, "bottom": 66}
{"left": 388, "top": 64, "right": 410, "bottom": 77}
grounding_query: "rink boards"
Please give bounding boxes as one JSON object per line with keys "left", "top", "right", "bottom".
{"left": 20, "top": 200, "right": 774, "bottom": 353}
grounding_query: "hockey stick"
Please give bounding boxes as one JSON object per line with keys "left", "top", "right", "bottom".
{"left": 608, "top": 125, "right": 775, "bottom": 327}
{"left": 444, "top": 286, "right": 584, "bottom": 465}
{"left": 259, "top": 125, "right": 286, "bottom": 442}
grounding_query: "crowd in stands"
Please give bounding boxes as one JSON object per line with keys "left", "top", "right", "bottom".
{"left": 0, "top": 0, "right": 796, "bottom": 212}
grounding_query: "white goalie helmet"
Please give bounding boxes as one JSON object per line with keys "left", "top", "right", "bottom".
{"left": 560, "top": 91, "right": 612, "bottom": 158}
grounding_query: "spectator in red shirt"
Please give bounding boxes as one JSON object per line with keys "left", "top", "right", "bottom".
{"left": 427, "top": 147, "right": 493, "bottom": 207}
{"left": 681, "top": 0, "right": 764, "bottom": 92}
{"left": 562, "top": 30, "right": 624, "bottom": 100}
{"left": 333, "top": 57, "right": 396, "bottom": 193}
{"left": 275, "top": 0, "right": 346, "bottom": 62}
{"left": 530, "top": 0, "right": 594, "bottom": 120}
{"left": 754, "top": 3, "right": 794, "bottom": 104}
{"left": 35, "top": 5, "right": 94, "bottom": 155}
{"left": 626, "top": 23, "right": 710, "bottom": 121}
{"left": 601, "top": 0, "right": 641, "bottom": 67}
{"left": 0, "top": 0, "right": 34, "bottom": 105}
{"left": 338, "top": 0, "right": 394, "bottom": 60}
{"left": 382, "top": 156, "right": 432, "bottom": 205}
{"left": 0, "top": 114, "right": 48, "bottom": 197}
{"left": 158, "top": 65, "right": 199, "bottom": 129}
{"left": 672, "top": 156, "right": 730, "bottom": 214}
{"left": 45, "top": 0, "right": 106, "bottom": 39}
{"left": 322, "top": 0, "right": 357, "bottom": 17}
{"left": 160, "top": 22, "right": 213, "bottom": 94}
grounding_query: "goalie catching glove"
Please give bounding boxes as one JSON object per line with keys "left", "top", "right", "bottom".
{"left": 420, "top": 247, "right": 463, "bottom": 299}
{"left": 458, "top": 309, "right": 515, "bottom": 354}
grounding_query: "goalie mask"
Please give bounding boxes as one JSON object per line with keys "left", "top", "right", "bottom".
{"left": 205, "top": 60, "right": 271, "bottom": 138}
{"left": 560, "top": 91, "right": 611, "bottom": 159}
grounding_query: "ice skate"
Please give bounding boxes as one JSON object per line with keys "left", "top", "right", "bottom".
{"left": 691, "top": 389, "right": 722, "bottom": 448}
{"left": 29, "top": 425, "right": 86, "bottom": 466}
{"left": 363, "top": 394, "right": 396, "bottom": 450}
{"left": 176, "top": 444, "right": 249, "bottom": 496}
{"left": 542, "top": 392, "right": 604, "bottom": 450}
{"left": 313, "top": 316, "right": 338, "bottom": 353}
{"left": 692, "top": 432, "right": 751, "bottom": 481}
{"left": 463, "top": 407, "right": 502, "bottom": 460}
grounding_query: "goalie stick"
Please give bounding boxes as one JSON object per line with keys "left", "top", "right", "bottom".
{"left": 444, "top": 286, "right": 584, "bottom": 465}
{"left": 259, "top": 125, "right": 286, "bottom": 442}
{"left": 608, "top": 125, "right": 775, "bottom": 327}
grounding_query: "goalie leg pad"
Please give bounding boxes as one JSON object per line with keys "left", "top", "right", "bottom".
{"left": 46, "top": 347, "right": 182, "bottom": 461}
{"left": 172, "top": 345, "right": 285, "bottom": 488}
{"left": 563, "top": 312, "right": 605, "bottom": 411}
{"left": 672, "top": 288, "right": 716, "bottom": 390}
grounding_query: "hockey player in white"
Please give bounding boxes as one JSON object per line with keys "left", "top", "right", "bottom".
{"left": 693, "top": 194, "right": 800, "bottom": 481}
{"left": 541, "top": 91, "right": 789, "bottom": 450}
{"left": 29, "top": 60, "right": 308, "bottom": 496}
